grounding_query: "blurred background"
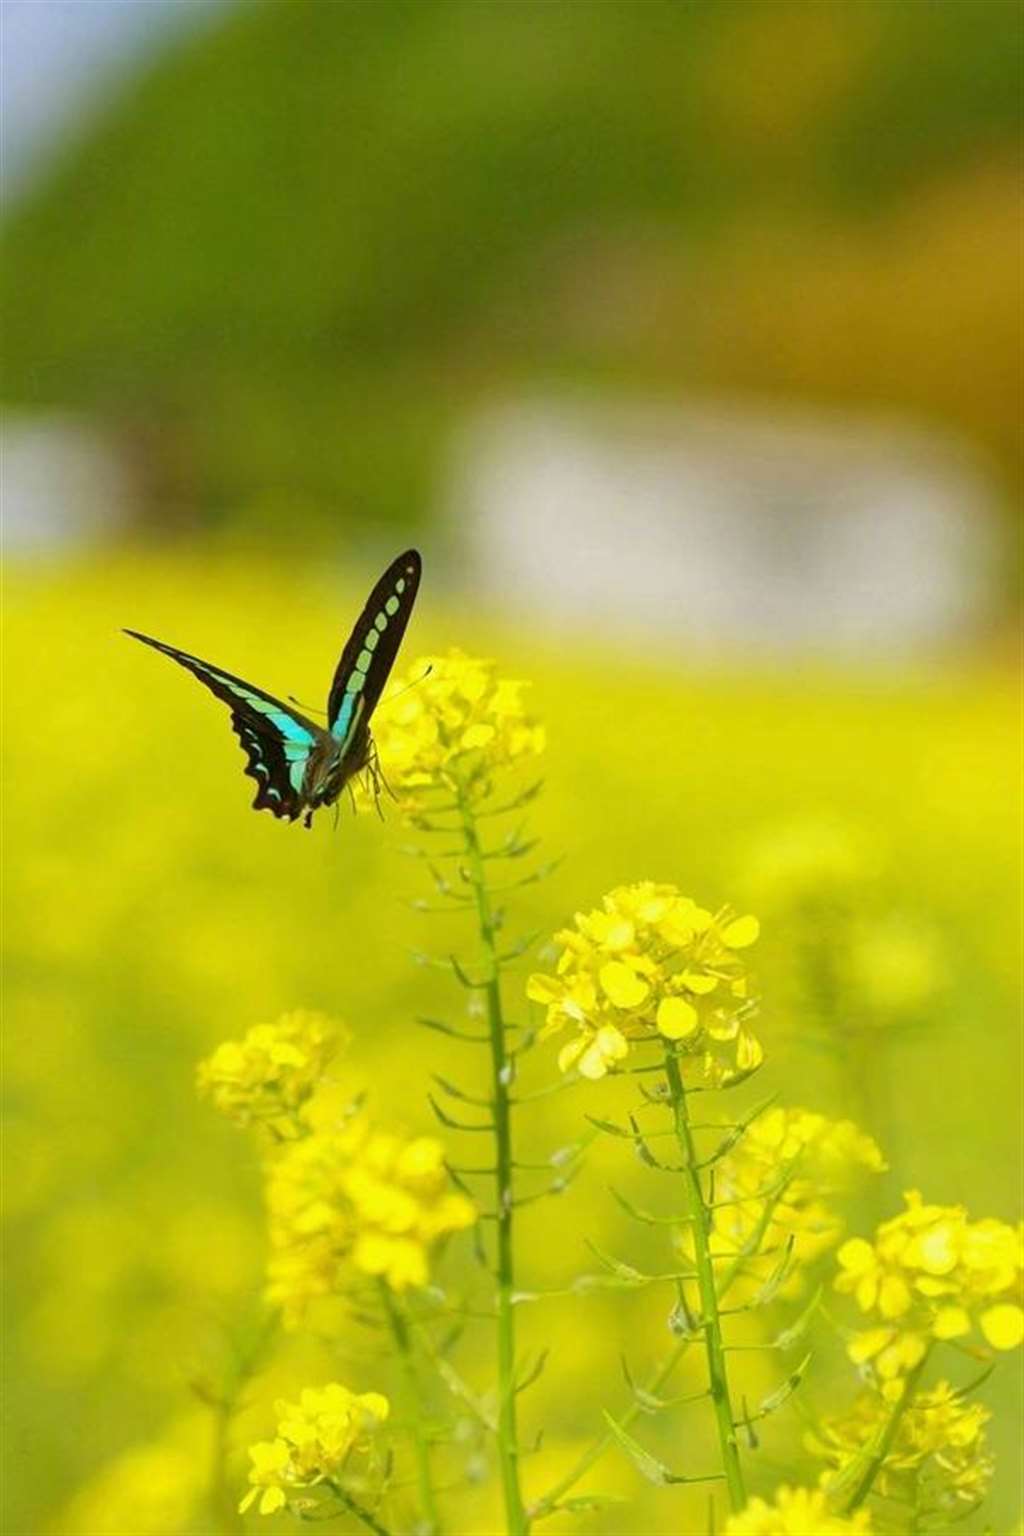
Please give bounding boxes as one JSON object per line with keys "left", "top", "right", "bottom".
{"left": 2, "top": 2, "right": 1021, "bottom": 1532}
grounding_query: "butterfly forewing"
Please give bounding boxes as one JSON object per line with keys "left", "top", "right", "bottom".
{"left": 327, "top": 549, "right": 422, "bottom": 744}
{"left": 123, "top": 631, "right": 322, "bottom": 821}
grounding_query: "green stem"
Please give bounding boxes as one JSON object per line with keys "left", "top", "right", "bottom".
{"left": 530, "top": 1164, "right": 787, "bottom": 1520}
{"left": 842, "top": 1347, "right": 931, "bottom": 1515}
{"left": 330, "top": 1483, "right": 394, "bottom": 1536}
{"left": 210, "top": 1395, "right": 245, "bottom": 1536}
{"left": 379, "top": 1282, "right": 442, "bottom": 1536}
{"left": 456, "top": 783, "right": 528, "bottom": 1536}
{"left": 207, "top": 1311, "right": 279, "bottom": 1536}
{"left": 663, "top": 1050, "right": 747, "bottom": 1515}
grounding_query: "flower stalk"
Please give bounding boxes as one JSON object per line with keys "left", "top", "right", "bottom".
{"left": 663, "top": 1048, "right": 747, "bottom": 1514}
{"left": 456, "top": 781, "right": 527, "bottom": 1536}
{"left": 378, "top": 1282, "right": 442, "bottom": 1536}
{"left": 329, "top": 1484, "right": 394, "bottom": 1536}
{"left": 840, "top": 1346, "right": 931, "bottom": 1515}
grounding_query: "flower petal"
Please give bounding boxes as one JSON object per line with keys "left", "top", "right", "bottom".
{"left": 656, "top": 997, "right": 698, "bottom": 1039}
{"left": 980, "top": 1303, "right": 1024, "bottom": 1350}
{"left": 721, "top": 914, "right": 760, "bottom": 949}
{"left": 598, "top": 961, "right": 649, "bottom": 1009}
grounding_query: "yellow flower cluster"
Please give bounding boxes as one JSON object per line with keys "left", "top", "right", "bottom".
{"left": 724, "top": 1484, "right": 872, "bottom": 1535}
{"left": 372, "top": 649, "right": 545, "bottom": 793}
{"left": 527, "top": 882, "right": 761, "bottom": 1082}
{"left": 240, "top": 1382, "right": 390, "bottom": 1517}
{"left": 265, "top": 1116, "right": 477, "bottom": 1323}
{"left": 809, "top": 1380, "right": 993, "bottom": 1514}
{"left": 836, "top": 1191, "right": 1024, "bottom": 1378}
{"left": 684, "top": 1106, "right": 885, "bottom": 1293}
{"left": 196, "top": 1011, "right": 342, "bottom": 1127}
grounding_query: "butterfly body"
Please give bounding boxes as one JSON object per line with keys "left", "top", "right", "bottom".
{"left": 126, "top": 550, "right": 420, "bottom": 827}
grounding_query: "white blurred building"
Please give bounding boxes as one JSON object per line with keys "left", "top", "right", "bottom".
{"left": 447, "top": 399, "right": 999, "bottom": 661}
{"left": 2, "top": 415, "right": 132, "bottom": 555}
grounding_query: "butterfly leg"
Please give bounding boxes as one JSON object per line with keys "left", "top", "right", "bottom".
{"left": 369, "top": 737, "right": 398, "bottom": 802}
{"left": 370, "top": 762, "right": 386, "bottom": 822}
{"left": 359, "top": 744, "right": 386, "bottom": 821}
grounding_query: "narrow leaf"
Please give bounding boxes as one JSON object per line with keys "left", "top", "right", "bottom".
{"left": 758, "top": 1352, "right": 812, "bottom": 1416}
{"left": 773, "top": 1285, "right": 823, "bottom": 1350}
{"left": 584, "top": 1113, "right": 630, "bottom": 1138}
{"left": 602, "top": 1413, "right": 723, "bottom": 1488}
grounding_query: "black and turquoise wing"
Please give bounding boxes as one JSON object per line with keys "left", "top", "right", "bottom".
{"left": 327, "top": 549, "right": 421, "bottom": 746}
{"left": 124, "top": 630, "right": 321, "bottom": 821}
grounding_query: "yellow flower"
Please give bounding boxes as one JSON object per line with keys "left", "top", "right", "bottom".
{"left": 835, "top": 1192, "right": 1024, "bottom": 1374}
{"left": 197, "top": 1011, "right": 343, "bottom": 1127}
{"left": 527, "top": 882, "right": 761, "bottom": 1082}
{"left": 980, "top": 1303, "right": 1024, "bottom": 1350}
{"left": 239, "top": 1381, "right": 389, "bottom": 1516}
{"left": 677, "top": 1104, "right": 885, "bottom": 1299}
{"left": 369, "top": 650, "right": 544, "bottom": 799}
{"left": 265, "top": 1117, "right": 476, "bottom": 1324}
{"left": 724, "top": 1484, "right": 872, "bottom": 1534}
{"left": 557, "top": 1022, "right": 629, "bottom": 1079}
{"left": 809, "top": 1380, "right": 994, "bottom": 1516}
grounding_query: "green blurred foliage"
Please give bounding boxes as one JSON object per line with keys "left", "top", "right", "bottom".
{"left": 3, "top": 553, "right": 1020, "bottom": 1532}
{"left": 2, "top": 0, "right": 1021, "bottom": 536}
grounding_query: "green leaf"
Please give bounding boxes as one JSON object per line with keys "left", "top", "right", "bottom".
{"left": 553, "top": 1494, "right": 628, "bottom": 1513}
{"left": 584, "top": 1113, "right": 630, "bottom": 1138}
{"left": 749, "top": 1233, "right": 797, "bottom": 1308}
{"left": 773, "top": 1285, "right": 823, "bottom": 1350}
{"left": 584, "top": 1241, "right": 649, "bottom": 1284}
{"left": 602, "top": 1413, "right": 723, "bottom": 1487}
{"left": 434, "top": 1357, "right": 498, "bottom": 1433}
{"left": 758, "top": 1351, "right": 812, "bottom": 1416}
{"left": 609, "top": 1186, "right": 691, "bottom": 1226}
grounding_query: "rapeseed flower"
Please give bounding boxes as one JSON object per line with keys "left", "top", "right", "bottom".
{"left": 680, "top": 1106, "right": 885, "bottom": 1293}
{"left": 265, "top": 1116, "right": 476, "bottom": 1323}
{"left": 197, "top": 1011, "right": 342, "bottom": 1127}
{"left": 836, "top": 1191, "right": 1024, "bottom": 1377}
{"left": 724, "top": 1484, "right": 872, "bottom": 1534}
{"left": 809, "top": 1380, "right": 994, "bottom": 1517}
{"left": 240, "top": 1381, "right": 390, "bottom": 1516}
{"left": 527, "top": 882, "right": 761, "bottom": 1082}
{"left": 372, "top": 649, "right": 544, "bottom": 797}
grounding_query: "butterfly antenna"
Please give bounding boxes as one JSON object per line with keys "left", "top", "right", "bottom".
{"left": 379, "top": 664, "right": 433, "bottom": 713}
{"left": 288, "top": 694, "right": 328, "bottom": 718}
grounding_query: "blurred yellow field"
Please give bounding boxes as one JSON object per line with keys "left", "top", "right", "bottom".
{"left": 3, "top": 554, "right": 1020, "bottom": 1535}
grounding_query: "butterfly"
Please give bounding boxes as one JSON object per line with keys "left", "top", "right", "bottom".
{"left": 125, "top": 550, "right": 421, "bottom": 828}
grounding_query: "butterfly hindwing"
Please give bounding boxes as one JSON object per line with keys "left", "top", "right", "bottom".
{"left": 229, "top": 710, "right": 308, "bottom": 821}
{"left": 123, "top": 630, "right": 322, "bottom": 821}
{"left": 327, "top": 549, "right": 421, "bottom": 745}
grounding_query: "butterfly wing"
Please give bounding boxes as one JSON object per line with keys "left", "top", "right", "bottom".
{"left": 124, "top": 630, "right": 322, "bottom": 821}
{"left": 327, "top": 549, "right": 422, "bottom": 746}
